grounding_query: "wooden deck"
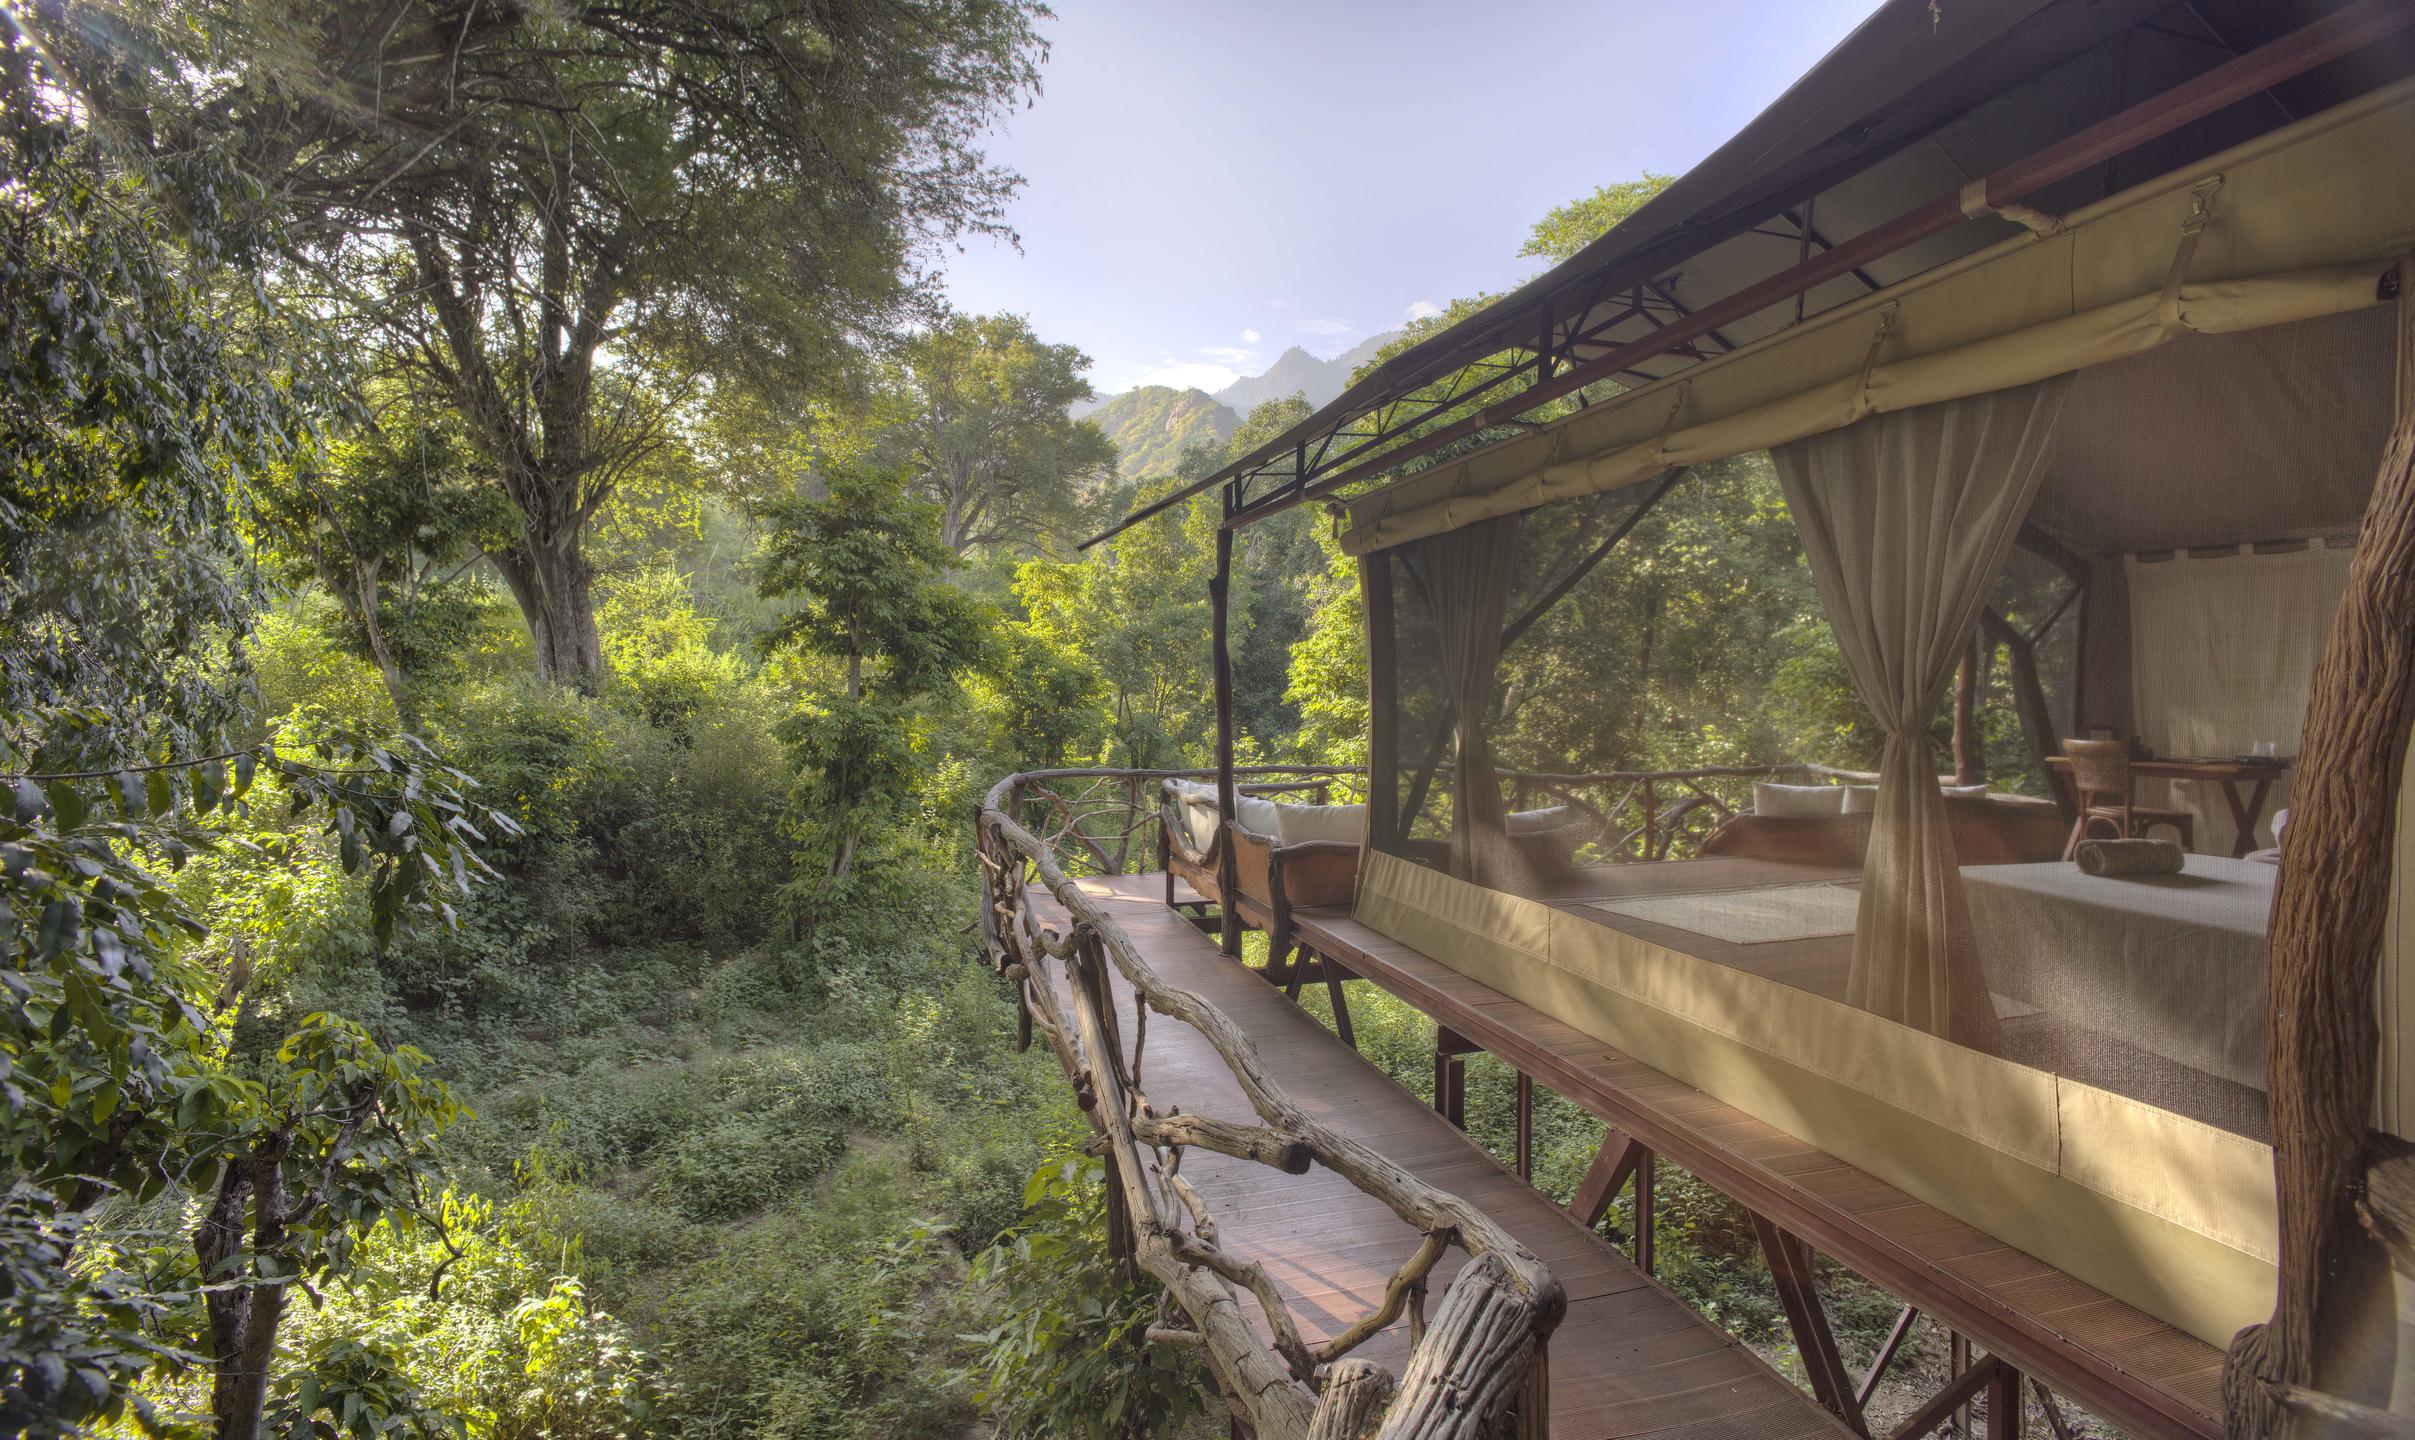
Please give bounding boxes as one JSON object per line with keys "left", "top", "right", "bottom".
{"left": 1287, "top": 904, "right": 2228, "bottom": 1440}
{"left": 1032, "top": 872, "right": 1853, "bottom": 1440}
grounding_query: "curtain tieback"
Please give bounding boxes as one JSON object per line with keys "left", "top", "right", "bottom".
{"left": 1851, "top": 304, "right": 1902, "bottom": 412}
{"left": 1957, "top": 178, "right": 2065, "bottom": 238}
{"left": 2157, "top": 173, "right": 2228, "bottom": 333}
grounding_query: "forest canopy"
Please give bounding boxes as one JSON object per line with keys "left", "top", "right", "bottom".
{"left": 0, "top": 5, "right": 2045, "bottom": 1438}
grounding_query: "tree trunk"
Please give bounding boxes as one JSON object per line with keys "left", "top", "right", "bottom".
{"left": 1953, "top": 632, "right": 1985, "bottom": 786}
{"left": 2224, "top": 318, "right": 2415, "bottom": 1431}
{"left": 493, "top": 532, "right": 603, "bottom": 692}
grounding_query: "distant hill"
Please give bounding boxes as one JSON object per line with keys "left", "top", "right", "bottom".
{"left": 1087, "top": 386, "right": 1238, "bottom": 479}
{"left": 1213, "top": 331, "right": 1397, "bottom": 415}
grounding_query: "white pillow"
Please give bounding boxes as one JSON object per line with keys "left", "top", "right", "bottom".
{"left": 1233, "top": 794, "right": 1282, "bottom": 838}
{"left": 1942, "top": 783, "right": 1991, "bottom": 799}
{"left": 1273, "top": 800, "right": 1364, "bottom": 846}
{"left": 1839, "top": 784, "right": 1878, "bottom": 814}
{"left": 1164, "top": 779, "right": 1221, "bottom": 853}
{"left": 1753, "top": 782, "right": 1845, "bottom": 819}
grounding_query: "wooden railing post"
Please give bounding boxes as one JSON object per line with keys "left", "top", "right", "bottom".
{"left": 1212, "top": 505, "right": 1242, "bottom": 958}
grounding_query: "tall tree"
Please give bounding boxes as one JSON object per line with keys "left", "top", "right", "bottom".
{"left": 127, "top": 0, "right": 1047, "bottom": 688}
{"left": 877, "top": 312, "right": 1118, "bottom": 556}
{"left": 756, "top": 465, "right": 989, "bottom": 906}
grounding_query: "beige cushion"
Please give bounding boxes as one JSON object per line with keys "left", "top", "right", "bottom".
{"left": 1165, "top": 779, "right": 1222, "bottom": 855}
{"left": 1273, "top": 801, "right": 1364, "bottom": 847}
{"left": 1234, "top": 794, "right": 1282, "bottom": 839}
{"left": 1944, "top": 783, "right": 1991, "bottom": 799}
{"left": 1754, "top": 782, "right": 1846, "bottom": 819}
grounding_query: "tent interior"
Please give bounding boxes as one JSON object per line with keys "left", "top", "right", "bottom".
{"left": 1370, "top": 299, "right": 2394, "bottom": 1144}
{"left": 1350, "top": 216, "right": 2408, "bottom": 1346}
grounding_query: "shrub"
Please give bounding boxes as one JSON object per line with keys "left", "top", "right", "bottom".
{"left": 960, "top": 1148, "right": 1211, "bottom": 1440}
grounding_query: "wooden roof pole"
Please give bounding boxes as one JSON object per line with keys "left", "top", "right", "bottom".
{"left": 2224, "top": 256, "right": 2415, "bottom": 1435}
{"left": 1211, "top": 492, "right": 1242, "bottom": 957}
{"left": 1236, "top": 0, "right": 2415, "bottom": 532}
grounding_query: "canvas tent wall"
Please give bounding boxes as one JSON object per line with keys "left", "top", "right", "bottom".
{"left": 1344, "top": 75, "right": 2414, "bottom": 1351}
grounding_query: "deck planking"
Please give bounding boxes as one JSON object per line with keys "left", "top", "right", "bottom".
{"left": 1028, "top": 872, "right": 1850, "bottom": 1440}
{"left": 1287, "top": 901, "right": 2228, "bottom": 1439}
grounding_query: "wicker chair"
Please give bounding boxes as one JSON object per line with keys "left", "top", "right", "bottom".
{"left": 2060, "top": 738, "right": 2195, "bottom": 859}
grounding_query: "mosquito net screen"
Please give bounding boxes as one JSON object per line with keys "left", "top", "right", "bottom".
{"left": 1356, "top": 301, "right": 2399, "bottom": 1344}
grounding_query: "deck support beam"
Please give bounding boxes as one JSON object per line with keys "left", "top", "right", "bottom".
{"left": 1751, "top": 1214, "right": 1869, "bottom": 1436}
{"left": 1568, "top": 1130, "right": 1645, "bottom": 1231}
{"left": 1891, "top": 1357, "right": 2008, "bottom": 1440}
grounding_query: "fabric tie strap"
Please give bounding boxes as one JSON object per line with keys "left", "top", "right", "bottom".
{"left": 1958, "top": 177, "right": 2065, "bottom": 237}
{"left": 2158, "top": 173, "right": 2228, "bottom": 332}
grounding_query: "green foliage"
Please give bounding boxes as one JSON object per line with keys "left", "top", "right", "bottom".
{"left": 1012, "top": 481, "right": 1229, "bottom": 770}
{"left": 758, "top": 465, "right": 992, "bottom": 914}
{"left": 1087, "top": 386, "right": 1239, "bottom": 481}
{"left": 876, "top": 312, "right": 1121, "bottom": 555}
{"left": 963, "top": 1150, "right": 1211, "bottom": 1440}
{"left": 1520, "top": 172, "right": 1676, "bottom": 264}
{"left": 279, "top": 1188, "right": 649, "bottom": 1440}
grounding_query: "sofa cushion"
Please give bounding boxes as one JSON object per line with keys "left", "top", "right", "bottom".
{"left": 1164, "top": 778, "right": 1221, "bottom": 854}
{"left": 1754, "top": 781, "right": 1846, "bottom": 818}
{"left": 1273, "top": 801, "right": 1365, "bottom": 847}
{"left": 1234, "top": 794, "right": 1283, "bottom": 839}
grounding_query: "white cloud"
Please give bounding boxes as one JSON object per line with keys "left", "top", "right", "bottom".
{"left": 1240, "top": 328, "right": 1261, "bottom": 344}
{"left": 1405, "top": 298, "right": 1444, "bottom": 321}
{"left": 1199, "top": 345, "right": 1257, "bottom": 365}
{"left": 1108, "top": 358, "right": 1243, "bottom": 393}
{"left": 1297, "top": 316, "right": 1355, "bottom": 338}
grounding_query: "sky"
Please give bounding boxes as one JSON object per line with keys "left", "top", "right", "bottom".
{"left": 939, "top": 0, "right": 1882, "bottom": 397}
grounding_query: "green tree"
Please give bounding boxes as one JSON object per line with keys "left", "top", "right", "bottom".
{"left": 1013, "top": 482, "right": 1230, "bottom": 771}
{"left": 0, "top": 24, "right": 514, "bottom": 1437}
{"left": 1521, "top": 172, "right": 1675, "bottom": 264}
{"left": 758, "top": 466, "right": 991, "bottom": 906}
{"left": 123, "top": 0, "right": 1048, "bottom": 689}
{"left": 878, "top": 313, "right": 1120, "bottom": 557}
{"left": 254, "top": 400, "right": 512, "bottom": 724}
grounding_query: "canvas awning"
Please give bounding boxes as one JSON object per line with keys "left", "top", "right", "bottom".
{"left": 1340, "top": 74, "right": 2415, "bottom": 555}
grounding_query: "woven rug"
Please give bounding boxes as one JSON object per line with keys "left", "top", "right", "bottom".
{"left": 1588, "top": 882, "right": 1861, "bottom": 946}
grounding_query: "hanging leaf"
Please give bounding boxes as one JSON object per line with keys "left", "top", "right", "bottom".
{"left": 44, "top": 780, "right": 84, "bottom": 830}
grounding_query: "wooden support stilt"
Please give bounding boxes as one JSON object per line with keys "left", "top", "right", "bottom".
{"left": 1985, "top": 1360, "right": 2024, "bottom": 1440}
{"left": 1891, "top": 1357, "right": 2006, "bottom": 1440}
{"left": 1433, "top": 1027, "right": 1474, "bottom": 1128}
{"left": 1632, "top": 1150, "right": 1655, "bottom": 1274}
{"left": 1857, "top": 1305, "right": 1922, "bottom": 1409}
{"left": 1568, "top": 1130, "right": 1644, "bottom": 1230}
{"left": 1324, "top": 961, "right": 1357, "bottom": 1050}
{"left": 1751, "top": 1213, "right": 1868, "bottom": 1436}
{"left": 1950, "top": 1332, "right": 1972, "bottom": 1438}
{"left": 2029, "top": 1381, "right": 2075, "bottom": 1440}
{"left": 1514, "top": 1073, "right": 1533, "bottom": 1181}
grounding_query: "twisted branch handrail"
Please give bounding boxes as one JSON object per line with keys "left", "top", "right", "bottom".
{"left": 977, "top": 767, "right": 1565, "bottom": 1439}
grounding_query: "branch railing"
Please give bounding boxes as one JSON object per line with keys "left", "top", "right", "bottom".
{"left": 1001, "top": 761, "right": 1852, "bottom": 879}
{"left": 977, "top": 768, "right": 1565, "bottom": 1440}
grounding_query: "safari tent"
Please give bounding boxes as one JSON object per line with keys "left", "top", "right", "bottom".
{"left": 980, "top": 3, "right": 2415, "bottom": 1436}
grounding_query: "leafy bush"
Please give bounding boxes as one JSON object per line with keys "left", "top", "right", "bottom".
{"left": 961, "top": 1150, "right": 1211, "bottom": 1440}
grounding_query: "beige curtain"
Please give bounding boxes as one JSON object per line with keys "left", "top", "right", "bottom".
{"left": 1400, "top": 515, "right": 1521, "bottom": 885}
{"left": 1774, "top": 378, "right": 2073, "bottom": 1044}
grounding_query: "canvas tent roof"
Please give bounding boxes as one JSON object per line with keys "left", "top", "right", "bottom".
{"left": 1084, "top": 0, "right": 2415, "bottom": 547}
